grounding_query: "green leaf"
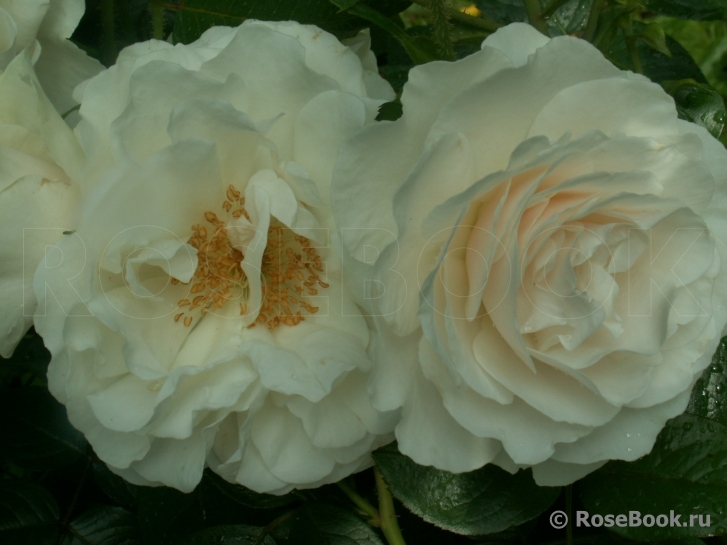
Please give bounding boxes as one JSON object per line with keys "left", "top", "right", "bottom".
{"left": 662, "top": 79, "right": 726, "bottom": 138}
{"left": 546, "top": 0, "right": 594, "bottom": 36}
{"left": 333, "top": 2, "right": 439, "bottom": 64}
{"left": 579, "top": 413, "right": 727, "bottom": 540}
{"left": 93, "top": 462, "right": 140, "bottom": 511}
{"left": 272, "top": 503, "right": 384, "bottom": 545}
{"left": 687, "top": 338, "right": 727, "bottom": 426}
{"left": 603, "top": 24, "right": 706, "bottom": 84}
{"left": 0, "top": 333, "right": 51, "bottom": 386}
{"left": 372, "top": 443, "right": 560, "bottom": 536}
{"left": 0, "top": 481, "right": 59, "bottom": 545}
{"left": 199, "top": 470, "right": 298, "bottom": 510}
{"left": 137, "top": 487, "right": 204, "bottom": 545}
{"left": 474, "top": 0, "right": 527, "bottom": 25}
{"left": 646, "top": 0, "right": 727, "bottom": 20}
{"left": 0, "top": 387, "right": 87, "bottom": 471}
{"left": 657, "top": 18, "right": 727, "bottom": 96}
{"left": 59, "top": 506, "right": 141, "bottom": 545}
{"left": 593, "top": 534, "right": 707, "bottom": 545}
{"left": 172, "top": 0, "right": 366, "bottom": 44}
{"left": 181, "top": 525, "right": 275, "bottom": 545}
{"left": 638, "top": 22, "right": 671, "bottom": 58}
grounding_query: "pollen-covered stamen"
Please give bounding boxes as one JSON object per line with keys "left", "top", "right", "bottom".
{"left": 255, "top": 223, "right": 327, "bottom": 330}
{"left": 173, "top": 185, "right": 327, "bottom": 330}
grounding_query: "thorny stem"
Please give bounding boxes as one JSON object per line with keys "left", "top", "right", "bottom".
{"left": 428, "top": 0, "right": 456, "bottom": 60}
{"left": 337, "top": 481, "right": 381, "bottom": 526}
{"left": 375, "top": 468, "right": 407, "bottom": 545}
{"left": 411, "top": 0, "right": 501, "bottom": 32}
{"left": 523, "top": 0, "right": 550, "bottom": 35}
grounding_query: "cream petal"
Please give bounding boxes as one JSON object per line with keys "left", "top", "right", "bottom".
{"left": 528, "top": 77, "right": 678, "bottom": 142}
{"left": 531, "top": 459, "right": 607, "bottom": 487}
{"left": 250, "top": 403, "right": 337, "bottom": 485}
{"left": 236, "top": 441, "right": 293, "bottom": 495}
{"left": 480, "top": 22, "right": 550, "bottom": 66}
{"left": 130, "top": 432, "right": 208, "bottom": 492}
{"left": 420, "top": 337, "right": 590, "bottom": 465}
{"left": 552, "top": 388, "right": 691, "bottom": 464}
{"left": 395, "top": 360, "right": 501, "bottom": 473}
{"left": 149, "top": 359, "right": 258, "bottom": 439}
{"left": 34, "top": 37, "right": 103, "bottom": 114}
{"left": 200, "top": 24, "right": 338, "bottom": 159}
{"left": 430, "top": 35, "right": 623, "bottom": 177}
{"left": 293, "top": 89, "right": 366, "bottom": 200}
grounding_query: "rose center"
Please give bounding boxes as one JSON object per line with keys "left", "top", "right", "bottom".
{"left": 173, "top": 185, "right": 327, "bottom": 330}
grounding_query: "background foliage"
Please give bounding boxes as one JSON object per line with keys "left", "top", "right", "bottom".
{"left": 3, "top": 0, "right": 727, "bottom": 543}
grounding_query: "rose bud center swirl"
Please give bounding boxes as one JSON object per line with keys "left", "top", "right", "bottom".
{"left": 172, "top": 185, "right": 328, "bottom": 330}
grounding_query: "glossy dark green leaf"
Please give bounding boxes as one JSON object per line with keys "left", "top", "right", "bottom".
{"left": 662, "top": 79, "right": 726, "bottom": 139}
{"left": 137, "top": 487, "right": 204, "bottom": 545}
{"left": 272, "top": 503, "right": 384, "bottom": 545}
{"left": 546, "top": 0, "right": 593, "bottom": 36}
{"left": 638, "top": 22, "right": 671, "bottom": 58}
{"left": 372, "top": 444, "right": 559, "bottom": 536}
{"left": 181, "top": 525, "right": 275, "bottom": 545}
{"left": 604, "top": 25, "right": 706, "bottom": 85}
{"left": 593, "top": 534, "right": 706, "bottom": 545}
{"left": 474, "top": 0, "right": 527, "bottom": 25}
{"left": 646, "top": 0, "right": 727, "bottom": 20}
{"left": 59, "top": 506, "right": 140, "bottom": 545}
{"left": 93, "top": 462, "right": 140, "bottom": 511}
{"left": 0, "top": 481, "right": 59, "bottom": 545}
{"left": 199, "top": 470, "right": 298, "bottom": 511}
{"left": 377, "top": 100, "right": 403, "bottom": 121}
{"left": 0, "top": 387, "right": 87, "bottom": 471}
{"left": 687, "top": 338, "right": 727, "bottom": 426}
{"left": 579, "top": 413, "right": 727, "bottom": 540}
{"left": 172, "top": 0, "right": 364, "bottom": 44}
{"left": 0, "top": 333, "right": 51, "bottom": 386}
{"left": 332, "top": 2, "right": 438, "bottom": 64}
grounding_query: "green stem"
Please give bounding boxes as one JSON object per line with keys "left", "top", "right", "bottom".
{"left": 411, "top": 0, "right": 501, "bottom": 32}
{"left": 150, "top": 3, "right": 165, "bottom": 40}
{"left": 428, "top": 0, "right": 455, "bottom": 60}
{"left": 582, "top": 0, "right": 604, "bottom": 42}
{"left": 375, "top": 468, "right": 407, "bottom": 545}
{"left": 541, "top": 0, "right": 571, "bottom": 19}
{"left": 566, "top": 485, "right": 573, "bottom": 545}
{"left": 623, "top": 26, "right": 643, "bottom": 74}
{"left": 337, "top": 481, "right": 381, "bottom": 526}
{"left": 100, "top": 0, "right": 116, "bottom": 66}
{"left": 523, "top": 0, "right": 549, "bottom": 35}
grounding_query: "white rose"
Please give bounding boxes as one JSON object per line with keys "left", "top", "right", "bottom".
{"left": 34, "top": 21, "right": 398, "bottom": 494}
{"left": 0, "top": 0, "right": 102, "bottom": 113}
{"left": 332, "top": 23, "right": 727, "bottom": 486}
{"left": 0, "top": 52, "right": 83, "bottom": 357}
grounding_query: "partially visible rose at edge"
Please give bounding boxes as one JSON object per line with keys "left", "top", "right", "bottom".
{"left": 0, "top": 51, "right": 83, "bottom": 358}
{"left": 332, "top": 23, "right": 727, "bottom": 486}
{"left": 0, "top": 0, "right": 103, "bottom": 114}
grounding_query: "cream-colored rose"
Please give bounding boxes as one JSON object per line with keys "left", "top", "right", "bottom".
{"left": 332, "top": 23, "right": 727, "bottom": 485}
{"left": 0, "top": 0, "right": 102, "bottom": 113}
{"left": 34, "top": 21, "right": 397, "bottom": 494}
{"left": 0, "top": 51, "right": 82, "bottom": 357}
